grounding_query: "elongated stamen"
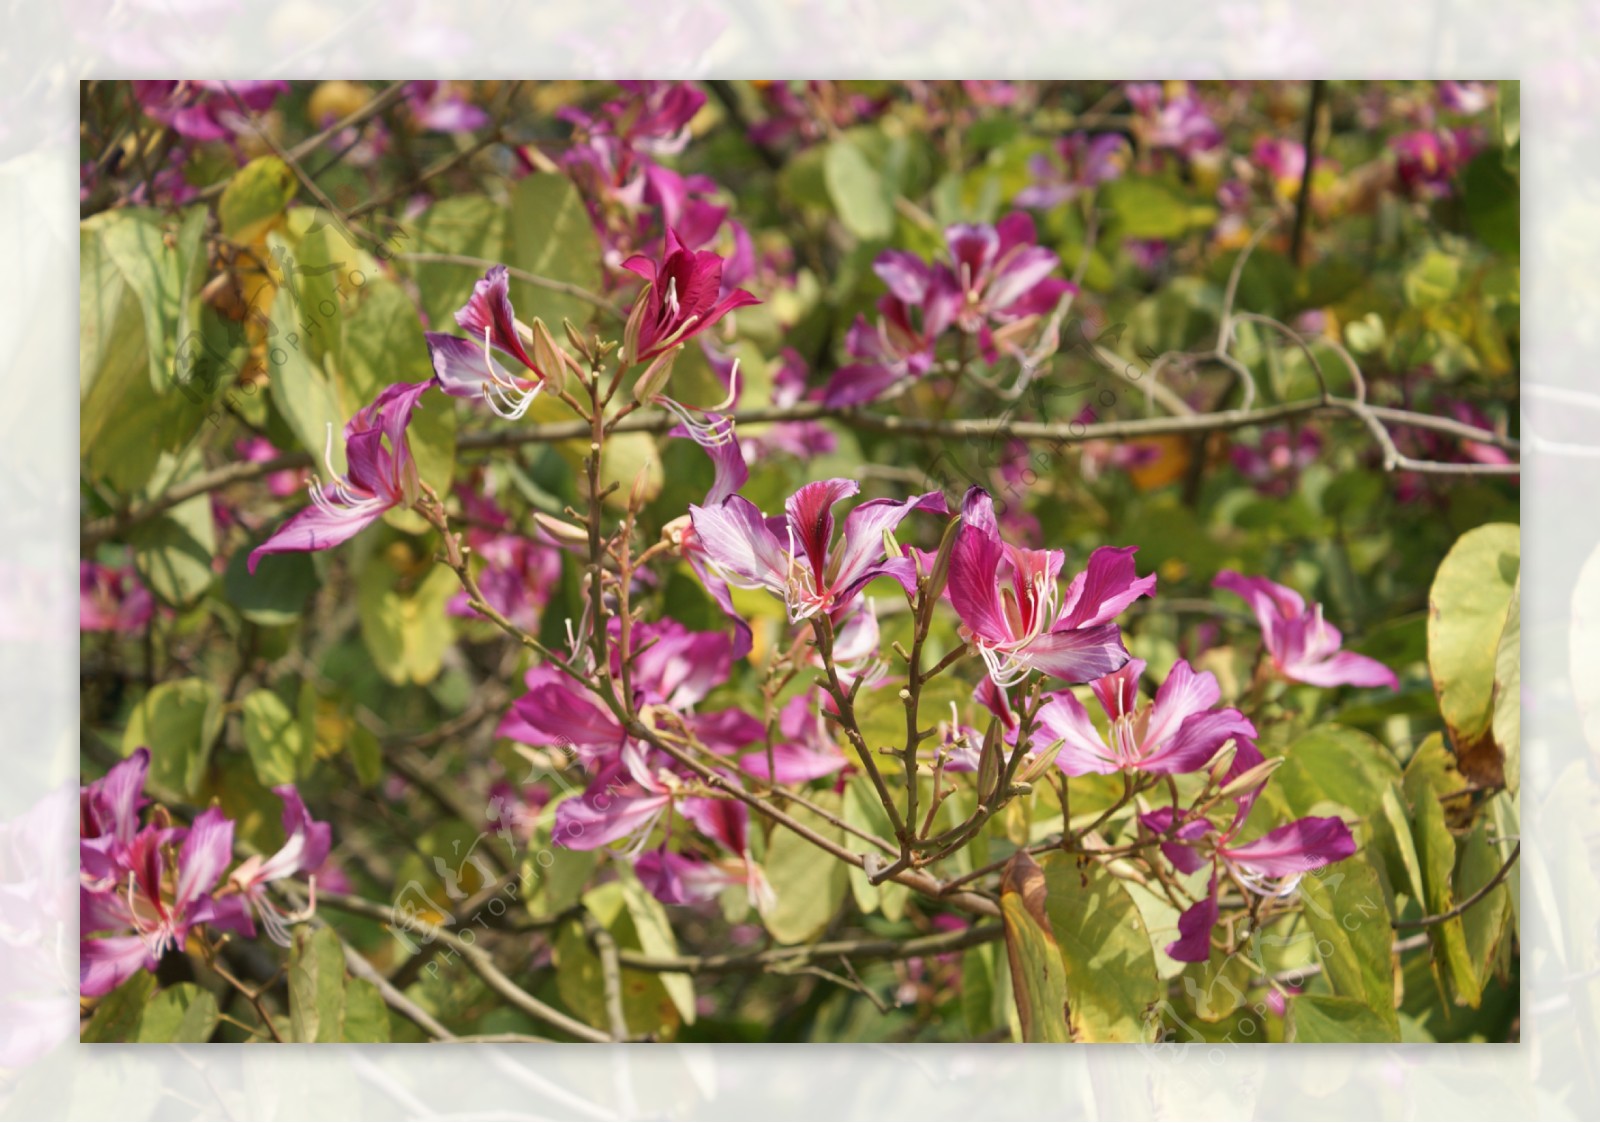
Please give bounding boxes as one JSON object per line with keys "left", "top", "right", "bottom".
{"left": 1233, "top": 866, "right": 1305, "bottom": 900}
{"left": 664, "top": 276, "right": 680, "bottom": 320}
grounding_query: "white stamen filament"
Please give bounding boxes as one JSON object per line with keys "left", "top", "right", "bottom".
{"left": 306, "top": 422, "right": 389, "bottom": 520}
{"left": 479, "top": 326, "right": 542, "bottom": 420}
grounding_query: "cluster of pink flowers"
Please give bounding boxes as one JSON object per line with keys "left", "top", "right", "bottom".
{"left": 235, "top": 205, "right": 1397, "bottom": 954}
{"left": 80, "top": 749, "right": 331, "bottom": 995}
{"left": 824, "top": 212, "right": 1074, "bottom": 407}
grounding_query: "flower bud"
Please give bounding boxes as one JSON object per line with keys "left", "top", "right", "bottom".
{"left": 1218, "top": 753, "right": 1283, "bottom": 799}
{"left": 632, "top": 345, "right": 679, "bottom": 404}
{"left": 621, "top": 282, "right": 651, "bottom": 368}
{"left": 529, "top": 317, "right": 571, "bottom": 395}
{"left": 532, "top": 512, "right": 589, "bottom": 549}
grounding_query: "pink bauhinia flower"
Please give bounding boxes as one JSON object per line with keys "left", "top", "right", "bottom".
{"left": 79, "top": 807, "right": 234, "bottom": 996}
{"left": 79, "top": 561, "right": 153, "bottom": 634}
{"left": 425, "top": 265, "right": 564, "bottom": 420}
{"left": 1141, "top": 742, "right": 1357, "bottom": 962}
{"left": 1213, "top": 571, "right": 1398, "bottom": 689}
{"left": 212, "top": 786, "right": 332, "bottom": 946}
{"left": 947, "top": 488, "right": 1153, "bottom": 687}
{"left": 688, "top": 479, "right": 948, "bottom": 625}
{"left": 131, "top": 80, "right": 290, "bottom": 142}
{"left": 248, "top": 379, "right": 432, "bottom": 573}
{"left": 621, "top": 228, "right": 759, "bottom": 365}
{"left": 1034, "top": 658, "right": 1256, "bottom": 776}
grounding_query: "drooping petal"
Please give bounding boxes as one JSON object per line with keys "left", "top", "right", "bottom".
{"left": 426, "top": 332, "right": 521, "bottom": 398}
{"left": 1223, "top": 816, "right": 1357, "bottom": 878}
{"left": 741, "top": 740, "right": 848, "bottom": 784}
{"left": 1165, "top": 875, "right": 1221, "bottom": 962}
{"left": 820, "top": 362, "right": 906, "bottom": 408}
{"left": 1034, "top": 691, "right": 1118, "bottom": 776}
{"left": 1285, "top": 649, "right": 1400, "bottom": 690}
{"left": 497, "top": 682, "right": 626, "bottom": 760}
{"left": 247, "top": 495, "right": 390, "bottom": 574}
{"left": 1212, "top": 570, "right": 1304, "bottom": 636}
{"left": 688, "top": 708, "right": 767, "bottom": 755}
{"left": 79, "top": 937, "right": 156, "bottom": 998}
{"left": 552, "top": 785, "right": 671, "bottom": 852}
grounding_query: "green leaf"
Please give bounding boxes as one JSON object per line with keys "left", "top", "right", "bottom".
{"left": 408, "top": 195, "right": 506, "bottom": 329}
{"left": 1428, "top": 522, "right": 1520, "bottom": 786}
{"left": 555, "top": 882, "right": 683, "bottom": 1040}
{"left": 241, "top": 688, "right": 312, "bottom": 786}
{"left": 338, "top": 279, "right": 433, "bottom": 408}
{"left": 960, "top": 942, "right": 1001, "bottom": 1039}
{"left": 1270, "top": 725, "right": 1401, "bottom": 822}
{"left": 1493, "top": 578, "right": 1521, "bottom": 796}
{"left": 1298, "top": 857, "right": 1400, "bottom": 1040}
{"left": 824, "top": 139, "right": 894, "bottom": 240}
{"left": 80, "top": 973, "right": 156, "bottom": 1042}
{"left": 288, "top": 926, "right": 347, "bottom": 1043}
{"left": 122, "top": 677, "right": 223, "bottom": 797}
{"left": 1373, "top": 783, "right": 1426, "bottom": 904}
{"left": 1457, "top": 823, "right": 1513, "bottom": 986}
{"left": 136, "top": 983, "right": 221, "bottom": 1043}
{"left": 1287, "top": 993, "right": 1397, "bottom": 1042}
{"left": 80, "top": 210, "right": 211, "bottom": 491}
{"left": 219, "top": 155, "right": 298, "bottom": 243}
{"left": 1036, "top": 852, "right": 1161, "bottom": 1042}
{"left": 223, "top": 534, "right": 318, "bottom": 625}
{"left": 1404, "top": 764, "right": 1482, "bottom": 1008}
{"left": 840, "top": 775, "right": 909, "bottom": 920}
{"left": 762, "top": 794, "right": 850, "bottom": 944}
{"left": 129, "top": 489, "right": 217, "bottom": 609}
{"left": 266, "top": 230, "right": 347, "bottom": 473}
{"left": 357, "top": 554, "right": 458, "bottom": 686}
{"left": 508, "top": 173, "right": 604, "bottom": 328}
{"left": 1404, "top": 249, "right": 1463, "bottom": 308}
{"left": 1102, "top": 178, "right": 1216, "bottom": 240}
{"left": 1461, "top": 152, "right": 1519, "bottom": 257}
{"left": 998, "top": 852, "right": 1072, "bottom": 1042}
{"left": 340, "top": 977, "right": 393, "bottom": 1042}
{"left": 618, "top": 866, "right": 696, "bottom": 1025}
{"left": 347, "top": 723, "right": 383, "bottom": 788}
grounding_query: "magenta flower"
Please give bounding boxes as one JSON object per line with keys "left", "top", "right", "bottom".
{"left": 621, "top": 229, "right": 760, "bottom": 365}
{"left": 1230, "top": 428, "right": 1322, "bottom": 496}
{"left": 1142, "top": 742, "right": 1357, "bottom": 962}
{"left": 79, "top": 561, "right": 154, "bottom": 634}
{"left": 1016, "top": 132, "right": 1129, "bottom": 209}
{"left": 404, "top": 81, "right": 488, "bottom": 134}
{"left": 248, "top": 379, "right": 431, "bottom": 573}
{"left": 80, "top": 807, "right": 234, "bottom": 997}
{"left": 1034, "top": 658, "right": 1256, "bottom": 776}
{"left": 822, "top": 292, "right": 943, "bottom": 407}
{"left": 498, "top": 619, "right": 763, "bottom": 768}
{"left": 930, "top": 212, "right": 1074, "bottom": 353}
{"left": 1214, "top": 571, "right": 1398, "bottom": 689}
{"left": 1391, "top": 128, "right": 1476, "bottom": 201}
{"left": 425, "top": 265, "right": 554, "bottom": 420}
{"left": 215, "top": 786, "right": 332, "bottom": 946}
{"left": 688, "top": 479, "right": 948, "bottom": 624}
{"left": 79, "top": 748, "right": 152, "bottom": 891}
{"left": 947, "top": 488, "right": 1153, "bottom": 687}
{"left": 131, "top": 80, "right": 289, "bottom": 142}
{"left": 740, "top": 691, "right": 848, "bottom": 784}
{"left": 1126, "top": 81, "right": 1223, "bottom": 159}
